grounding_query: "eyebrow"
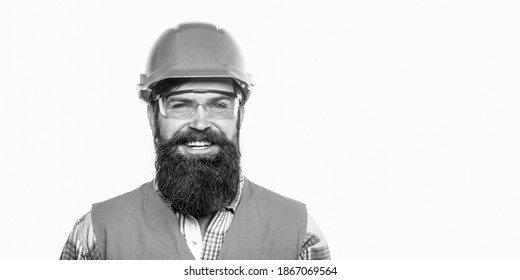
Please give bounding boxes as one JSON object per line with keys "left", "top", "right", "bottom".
{"left": 166, "top": 95, "right": 234, "bottom": 103}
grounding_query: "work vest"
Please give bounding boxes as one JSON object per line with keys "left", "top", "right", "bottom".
{"left": 91, "top": 179, "right": 307, "bottom": 259}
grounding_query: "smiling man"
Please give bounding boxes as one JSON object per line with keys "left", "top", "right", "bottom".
{"left": 60, "top": 23, "right": 330, "bottom": 260}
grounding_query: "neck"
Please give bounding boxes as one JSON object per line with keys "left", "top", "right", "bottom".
{"left": 196, "top": 215, "right": 214, "bottom": 239}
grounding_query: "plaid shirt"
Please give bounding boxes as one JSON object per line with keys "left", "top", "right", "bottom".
{"left": 60, "top": 178, "right": 330, "bottom": 260}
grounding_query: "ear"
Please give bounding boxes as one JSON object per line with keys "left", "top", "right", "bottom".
{"left": 238, "top": 105, "right": 245, "bottom": 126}
{"left": 147, "top": 104, "right": 157, "bottom": 138}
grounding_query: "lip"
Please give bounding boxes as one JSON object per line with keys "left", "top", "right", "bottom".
{"left": 178, "top": 144, "right": 220, "bottom": 155}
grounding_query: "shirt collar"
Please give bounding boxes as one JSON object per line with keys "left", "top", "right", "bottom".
{"left": 224, "top": 176, "right": 244, "bottom": 214}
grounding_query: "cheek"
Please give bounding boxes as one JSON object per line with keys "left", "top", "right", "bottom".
{"left": 212, "top": 119, "right": 239, "bottom": 141}
{"left": 157, "top": 118, "right": 238, "bottom": 140}
{"left": 204, "top": 120, "right": 237, "bottom": 141}
{"left": 157, "top": 119, "right": 186, "bottom": 139}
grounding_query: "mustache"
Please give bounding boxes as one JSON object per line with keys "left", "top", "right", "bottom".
{"left": 156, "top": 129, "right": 233, "bottom": 148}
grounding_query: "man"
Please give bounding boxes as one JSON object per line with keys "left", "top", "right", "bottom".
{"left": 60, "top": 22, "right": 330, "bottom": 260}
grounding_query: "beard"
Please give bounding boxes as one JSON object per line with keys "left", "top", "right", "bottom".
{"left": 154, "top": 128, "right": 241, "bottom": 219}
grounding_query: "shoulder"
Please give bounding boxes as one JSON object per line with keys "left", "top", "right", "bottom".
{"left": 69, "top": 211, "right": 95, "bottom": 242}
{"left": 299, "top": 213, "right": 331, "bottom": 260}
{"left": 245, "top": 179, "right": 306, "bottom": 210}
{"left": 92, "top": 181, "right": 153, "bottom": 220}
{"left": 60, "top": 211, "right": 102, "bottom": 260}
{"left": 94, "top": 181, "right": 153, "bottom": 208}
{"left": 242, "top": 179, "right": 308, "bottom": 237}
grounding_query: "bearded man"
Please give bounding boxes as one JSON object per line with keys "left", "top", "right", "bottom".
{"left": 60, "top": 23, "right": 330, "bottom": 260}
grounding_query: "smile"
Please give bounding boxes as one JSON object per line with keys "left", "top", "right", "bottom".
{"left": 185, "top": 141, "right": 213, "bottom": 149}
{"left": 180, "top": 141, "right": 220, "bottom": 155}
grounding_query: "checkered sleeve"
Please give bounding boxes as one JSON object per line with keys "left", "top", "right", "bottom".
{"left": 59, "top": 212, "right": 103, "bottom": 260}
{"left": 298, "top": 214, "right": 331, "bottom": 260}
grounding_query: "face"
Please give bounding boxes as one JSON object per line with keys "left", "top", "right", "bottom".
{"left": 148, "top": 79, "right": 241, "bottom": 148}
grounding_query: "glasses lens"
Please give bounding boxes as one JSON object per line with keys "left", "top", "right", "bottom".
{"left": 160, "top": 94, "right": 238, "bottom": 119}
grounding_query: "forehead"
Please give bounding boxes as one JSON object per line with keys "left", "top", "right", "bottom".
{"left": 162, "top": 79, "right": 237, "bottom": 101}
{"left": 168, "top": 91, "right": 235, "bottom": 101}
{"left": 177, "top": 79, "right": 235, "bottom": 92}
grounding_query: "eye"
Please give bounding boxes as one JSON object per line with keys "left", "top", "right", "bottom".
{"left": 209, "top": 102, "right": 229, "bottom": 109}
{"left": 166, "top": 101, "right": 192, "bottom": 110}
{"left": 171, "top": 102, "right": 190, "bottom": 108}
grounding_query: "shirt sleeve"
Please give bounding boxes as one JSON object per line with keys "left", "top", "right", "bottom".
{"left": 59, "top": 211, "right": 103, "bottom": 260}
{"left": 298, "top": 213, "right": 331, "bottom": 260}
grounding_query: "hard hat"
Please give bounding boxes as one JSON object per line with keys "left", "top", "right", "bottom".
{"left": 137, "top": 22, "right": 253, "bottom": 103}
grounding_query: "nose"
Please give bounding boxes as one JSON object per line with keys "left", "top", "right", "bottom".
{"left": 188, "top": 103, "right": 212, "bottom": 131}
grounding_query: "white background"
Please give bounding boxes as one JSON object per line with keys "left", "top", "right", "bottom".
{"left": 0, "top": 0, "right": 519, "bottom": 260}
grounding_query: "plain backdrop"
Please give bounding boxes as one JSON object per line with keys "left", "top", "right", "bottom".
{"left": 0, "top": 0, "right": 519, "bottom": 260}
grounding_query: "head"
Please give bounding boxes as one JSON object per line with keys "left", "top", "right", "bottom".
{"left": 147, "top": 77, "right": 246, "bottom": 218}
{"left": 138, "top": 23, "right": 253, "bottom": 218}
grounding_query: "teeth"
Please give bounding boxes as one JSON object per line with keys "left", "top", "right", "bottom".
{"left": 190, "top": 146, "right": 207, "bottom": 150}
{"left": 186, "top": 141, "right": 212, "bottom": 147}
